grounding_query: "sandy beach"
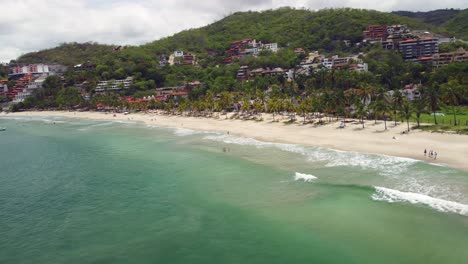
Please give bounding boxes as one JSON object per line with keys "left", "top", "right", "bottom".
{"left": 2, "top": 110, "right": 468, "bottom": 172}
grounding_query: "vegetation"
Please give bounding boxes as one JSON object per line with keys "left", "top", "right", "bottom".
{"left": 444, "top": 9, "right": 468, "bottom": 40}
{"left": 15, "top": 42, "right": 116, "bottom": 66}
{"left": 392, "top": 9, "right": 462, "bottom": 27}
{"left": 6, "top": 8, "right": 468, "bottom": 134}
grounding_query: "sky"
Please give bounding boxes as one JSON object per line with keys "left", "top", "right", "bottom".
{"left": 0, "top": 0, "right": 466, "bottom": 62}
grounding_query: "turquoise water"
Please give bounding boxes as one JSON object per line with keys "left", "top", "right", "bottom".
{"left": 1, "top": 116, "right": 468, "bottom": 264}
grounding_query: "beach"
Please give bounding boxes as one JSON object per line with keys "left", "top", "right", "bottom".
{"left": 2, "top": 111, "right": 468, "bottom": 263}
{"left": 3, "top": 110, "right": 467, "bottom": 172}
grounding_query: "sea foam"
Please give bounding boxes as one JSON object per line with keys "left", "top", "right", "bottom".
{"left": 203, "top": 134, "right": 418, "bottom": 177}
{"left": 294, "top": 172, "right": 318, "bottom": 182}
{"left": 372, "top": 186, "right": 468, "bottom": 216}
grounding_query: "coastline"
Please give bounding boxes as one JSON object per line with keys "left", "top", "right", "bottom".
{"left": 2, "top": 110, "right": 468, "bottom": 172}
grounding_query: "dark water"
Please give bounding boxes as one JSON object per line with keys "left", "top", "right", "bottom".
{"left": 1, "top": 117, "right": 467, "bottom": 264}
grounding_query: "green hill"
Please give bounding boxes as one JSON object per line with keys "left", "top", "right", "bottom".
{"left": 444, "top": 9, "right": 468, "bottom": 40}
{"left": 392, "top": 9, "right": 461, "bottom": 26}
{"left": 143, "top": 7, "right": 431, "bottom": 55}
{"left": 15, "top": 42, "right": 116, "bottom": 66}
{"left": 15, "top": 8, "right": 435, "bottom": 66}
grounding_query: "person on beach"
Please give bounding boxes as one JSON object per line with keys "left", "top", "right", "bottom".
{"left": 424, "top": 149, "right": 427, "bottom": 156}
{"left": 434, "top": 152, "right": 437, "bottom": 160}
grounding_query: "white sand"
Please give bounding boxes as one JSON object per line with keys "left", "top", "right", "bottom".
{"left": 3, "top": 111, "right": 468, "bottom": 172}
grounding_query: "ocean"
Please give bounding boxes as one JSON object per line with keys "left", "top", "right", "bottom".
{"left": 1, "top": 116, "right": 467, "bottom": 264}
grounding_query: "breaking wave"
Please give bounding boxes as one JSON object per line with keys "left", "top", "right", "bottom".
{"left": 295, "top": 172, "right": 318, "bottom": 182}
{"left": 372, "top": 186, "right": 468, "bottom": 216}
{"left": 203, "top": 134, "right": 418, "bottom": 177}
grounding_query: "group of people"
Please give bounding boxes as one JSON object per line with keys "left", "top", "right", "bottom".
{"left": 424, "top": 149, "right": 438, "bottom": 160}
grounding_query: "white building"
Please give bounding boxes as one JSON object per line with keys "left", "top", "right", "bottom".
{"left": 401, "top": 84, "right": 421, "bottom": 101}
{"left": 95, "top": 77, "right": 133, "bottom": 92}
{"left": 174, "top": 51, "right": 184, "bottom": 57}
{"left": 9, "top": 64, "right": 49, "bottom": 76}
{"left": 13, "top": 74, "right": 48, "bottom": 102}
{"left": 0, "top": 83, "right": 7, "bottom": 93}
{"left": 262, "top": 43, "right": 278, "bottom": 52}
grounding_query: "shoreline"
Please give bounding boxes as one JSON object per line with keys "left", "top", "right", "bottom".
{"left": 2, "top": 110, "right": 468, "bottom": 172}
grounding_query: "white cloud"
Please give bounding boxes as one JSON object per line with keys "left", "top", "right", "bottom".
{"left": 0, "top": 0, "right": 466, "bottom": 62}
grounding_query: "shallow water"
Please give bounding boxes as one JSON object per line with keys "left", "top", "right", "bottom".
{"left": 1, "top": 116, "right": 468, "bottom": 263}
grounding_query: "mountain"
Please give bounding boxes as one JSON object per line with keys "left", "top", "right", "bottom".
{"left": 392, "top": 9, "right": 461, "bottom": 26}
{"left": 143, "top": 7, "right": 431, "bottom": 55}
{"left": 15, "top": 8, "right": 433, "bottom": 66}
{"left": 15, "top": 42, "right": 116, "bottom": 66}
{"left": 393, "top": 8, "right": 468, "bottom": 39}
{"left": 444, "top": 9, "right": 468, "bottom": 40}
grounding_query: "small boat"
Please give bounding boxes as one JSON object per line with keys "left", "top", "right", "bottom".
{"left": 0, "top": 128, "right": 6, "bottom": 131}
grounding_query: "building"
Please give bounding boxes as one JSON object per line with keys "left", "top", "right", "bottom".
{"left": 12, "top": 74, "right": 48, "bottom": 102}
{"left": 0, "top": 80, "right": 7, "bottom": 93}
{"left": 401, "top": 84, "right": 421, "bottom": 101}
{"left": 95, "top": 77, "right": 133, "bottom": 92}
{"left": 432, "top": 48, "right": 468, "bottom": 67}
{"left": 398, "top": 38, "right": 439, "bottom": 61}
{"left": 225, "top": 39, "right": 279, "bottom": 64}
{"left": 183, "top": 54, "right": 196, "bottom": 65}
{"left": 294, "top": 48, "right": 305, "bottom": 55}
{"left": 74, "top": 61, "right": 95, "bottom": 71}
{"left": 6, "top": 74, "right": 33, "bottom": 100}
{"left": 363, "top": 25, "right": 388, "bottom": 41}
{"left": 381, "top": 40, "right": 395, "bottom": 50}
{"left": 237, "top": 66, "right": 249, "bottom": 81}
{"left": 174, "top": 51, "right": 184, "bottom": 57}
{"left": 48, "top": 63, "right": 68, "bottom": 74}
{"left": 9, "top": 63, "right": 49, "bottom": 76}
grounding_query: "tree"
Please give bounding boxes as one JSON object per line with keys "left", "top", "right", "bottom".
{"left": 400, "top": 99, "right": 412, "bottom": 132}
{"left": 371, "top": 88, "right": 389, "bottom": 130}
{"left": 425, "top": 84, "right": 441, "bottom": 125}
{"left": 391, "top": 89, "right": 403, "bottom": 126}
{"left": 43, "top": 75, "right": 63, "bottom": 96}
{"left": 354, "top": 98, "right": 367, "bottom": 128}
{"left": 411, "top": 96, "right": 427, "bottom": 128}
{"left": 441, "top": 80, "right": 464, "bottom": 126}
{"left": 267, "top": 98, "right": 281, "bottom": 122}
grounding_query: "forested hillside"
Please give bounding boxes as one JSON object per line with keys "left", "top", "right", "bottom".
{"left": 392, "top": 9, "right": 461, "bottom": 26}
{"left": 444, "top": 9, "right": 468, "bottom": 40}
{"left": 15, "top": 42, "right": 116, "bottom": 66}
{"left": 15, "top": 8, "right": 432, "bottom": 66}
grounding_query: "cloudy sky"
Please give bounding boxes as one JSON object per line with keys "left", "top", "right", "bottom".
{"left": 0, "top": 0, "right": 466, "bottom": 62}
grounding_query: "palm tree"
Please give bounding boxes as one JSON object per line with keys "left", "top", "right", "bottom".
{"left": 219, "top": 91, "right": 233, "bottom": 118}
{"left": 441, "top": 80, "right": 463, "bottom": 126}
{"left": 241, "top": 96, "right": 251, "bottom": 114}
{"left": 354, "top": 99, "right": 367, "bottom": 129}
{"left": 400, "top": 99, "right": 412, "bottom": 132}
{"left": 253, "top": 101, "right": 264, "bottom": 119}
{"left": 298, "top": 98, "right": 310, "bottom": 124}
{"left": 391, "top": 89, "right": 404, "bottom": 126}
{"left": 267, "top": 98, "right": 281, "bottom": 122}
{"left": 411, "top": 96, "right": 427, "bottom": 128}
{"left": 424, "top": 84, "right": 441, "bottom": 125}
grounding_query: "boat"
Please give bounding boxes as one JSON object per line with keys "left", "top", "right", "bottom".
{"left": 0, "top": 128, "right": 5, "bottom": 131}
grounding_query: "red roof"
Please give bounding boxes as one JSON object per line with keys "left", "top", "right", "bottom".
{"left": 419, "top": 56, "right": 433, "bottom": 61}
{"left": 171, "top": 91, "right": 188, "bottom": 96}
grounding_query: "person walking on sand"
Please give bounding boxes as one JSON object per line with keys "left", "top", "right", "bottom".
{"left": 434, "top": 152, "right": 437, "bottom": 160}
{"left": 424, "top": 149, "right": 427, "bottom": 156}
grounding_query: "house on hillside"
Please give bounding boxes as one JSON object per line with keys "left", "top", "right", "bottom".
{"left": 398, "top": 38, "right": 439, "bottom": 61}
{"left": 433, "top": 48, "right": 468, "bottom": 67}
{"left": 95, "top": 77, "right": 133, "bottom": 92}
